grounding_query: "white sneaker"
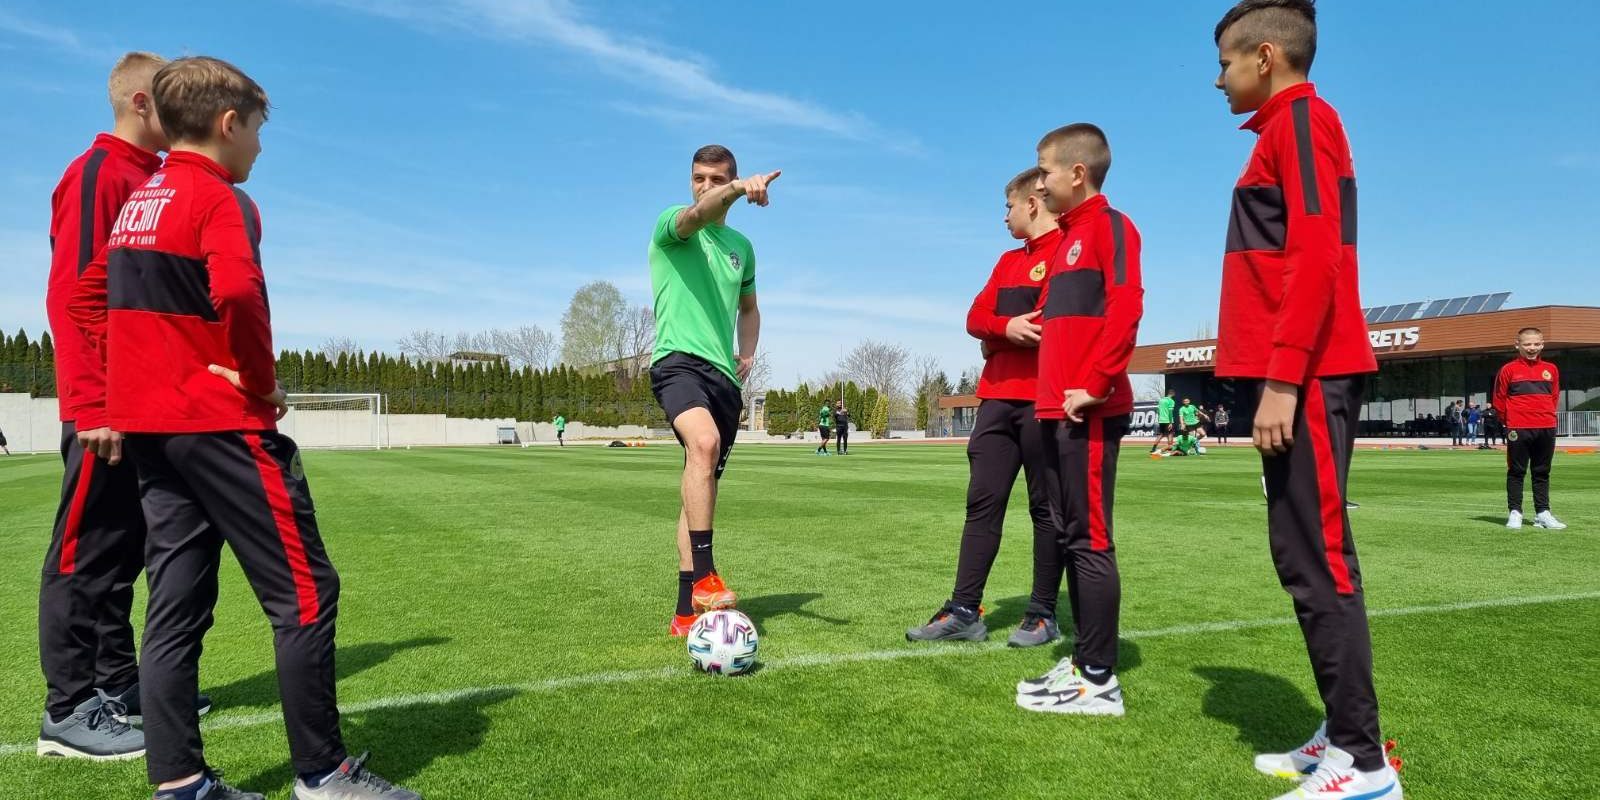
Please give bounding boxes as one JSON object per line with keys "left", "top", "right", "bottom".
{"left": 1272, "top": 745, "right": 1401, "bottom": 800}
{"left": 1016, "top": 656, "right": 1075, "bottom": 694}
{"left": 1506, "top": 510, "right": 1523, "bottom": 529}
{"left": 1254, "top": 720, "right": 1328, "bottom": 778}
{"left": 1015, "top": 662, "right": 1124, "bottom": 717}
{"left": 1534, "top": 511, "right": 1567, "bottom": 530}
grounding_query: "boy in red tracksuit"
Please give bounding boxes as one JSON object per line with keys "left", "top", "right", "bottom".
{"left": 1494, "top": 327, "right": 1565, "bottom": 530}
{"left": 37, "top": 52, "right": 173, "bottom": 762}
{"left": 1212, "top": 2, "right": 1400, "bottom": 799}
{"left": 905, "top": 167, "right": 1064, "bottom": 648}
{"left": 70, "top": 56, "right": 417, "bottom": 800}
{"left": 1014, "top": 123, "right": 1142, "bottom": 717}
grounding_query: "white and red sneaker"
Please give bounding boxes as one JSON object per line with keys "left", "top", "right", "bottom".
{"left": 1255, "top": 720, "right": 1328, "bottom": 778}
{"left": 1271, "top": 744, "right": 1402, "bottom": 800}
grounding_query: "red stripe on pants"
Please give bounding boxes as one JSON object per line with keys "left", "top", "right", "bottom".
{"left": 1302, "top": 381, "right": 1353, "bottom": 594}
{"left": 1087, "top": 420, "right": 1108, "bottom": 551}
{"left": 58, "top": 454, "right": 96, "bottom": 573}
{"left": 246, "top": 434, "right": 321, "bottom": 625}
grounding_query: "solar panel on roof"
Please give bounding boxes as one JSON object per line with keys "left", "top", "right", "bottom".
{"left": 1397, "top": 301, "right": 1424, "bottom": 320}
{"left": 1461, "top": 294, "right": 1491, "bottom": 314}
{"left": 1440, "top": 296, "right": 1469, "bottom": 316}
{"left": 1482, "top": 292, "right": 1511, "bottom": 313}
{"left": 1377, "top": 305, "right": 1406, "bottom": 323}
{"left": 1365, "top": 307, "right": 1386, "bottom": 323}
{"left": 1419, "top": 299, "right": 1450, "bottom": 319}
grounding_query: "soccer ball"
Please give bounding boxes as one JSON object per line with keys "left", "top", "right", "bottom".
{"left": 687, "top": 609, "right": 759, "bottom": 676}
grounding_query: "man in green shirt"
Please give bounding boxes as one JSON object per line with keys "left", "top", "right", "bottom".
{"left": 1170, "top": 431, "right": 1202, "bottom": 456}
{"left": 1178, "top": 397, "right": 1210, "bottom": 441}
{"left": 553, "top": 414, "right": 566, "bottom": 447}
{"left": 647, "top": 144, "right": 778, "bottom": 637}
{"left": 816, "top": 403, "right": 833, "bottom": 456}
{"left": 1152, "top": 388, "right": 1177, "bottom": 454}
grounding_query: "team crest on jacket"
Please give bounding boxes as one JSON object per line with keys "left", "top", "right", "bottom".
{"left": 145, "top": 173, "right": 165, "bottom": 188}
{"left": 1508, "top": 430, "right": 1520, "bottom": 442}
{"left": 727, "top": 251, "right": 742, "bottom": 272}
{"left": 1542, "top": 370, "right": 1552, "bottom": 380}
{"left": 1029, "top": 262, "right": 1047, "bottom": 281}
{"left": 1066, "top": 240, "right": 1082, "bottom": 265}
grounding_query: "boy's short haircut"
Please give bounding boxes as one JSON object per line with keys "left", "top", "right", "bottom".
{"left": 1006, "top": 167, "right": 1044, "bottom": 199}
{"left": 1037, "top": 123, "right": 1112, "bottom": 189}
{"left": 1213, "top": 0, "right": 1318, "bottom": 74}
{"left": 1517, "top": 327, "right": 1543, "bottom": 338}
{"left": 151, "top": 56, "right": 270, "bottom": 144}
{"left": 692, "top": 144, "right": 737, "bottom": 176}
{"left": 107, "top": 51, "right": 167, "bottom": 117}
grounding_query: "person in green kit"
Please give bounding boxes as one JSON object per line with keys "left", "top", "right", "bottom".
{"left": 647, "top": 144, "right": 779, "bottom": 637}
{"left": 1178, "top": 397, "right": 1211, "bottom": 444}
{"left": 1152, "top": 388, "right": 1177, "bottom": 454}
{"left": 553, "top": 414, "right": 566, "bottom": 447}
{"left": 816, "top": 403, "right": 833, "bottom": 456}
{"left": 1170, "top": 430, "right": 1202, "bottom": 456}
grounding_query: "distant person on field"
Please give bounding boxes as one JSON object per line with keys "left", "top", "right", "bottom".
{"left": 1213, "top": 403, "right": 1231, "bottom": 443}
{"left": 833, "top": 400, "right": 850, "bottom": 454}
{"left": 1481, "top": 405, "right": 1501, "bottom": 448}
{"left": 0, "top": 425, "right": 9, "bottom": 455}
{"left": 816, "top": 403, "right": 833, "bottom": 455}
{"left": 1152, "top": 387, "right": 1177, "bottom": 454}
{"left": 553, "top": 413, "right": 566, "bottom": 446}
{"left": 1466, "top": 403, "right": 1481, "bottom": 446}
{"left": 1494, "top": 327, "right": 1565, "bottom": 530}
{"left": 1447, "top": 399, "right": 1465, "bottom": 445}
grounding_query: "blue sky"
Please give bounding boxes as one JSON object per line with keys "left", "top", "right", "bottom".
{"left": 2, "top": 0, "right": 1597, "bottom": 387}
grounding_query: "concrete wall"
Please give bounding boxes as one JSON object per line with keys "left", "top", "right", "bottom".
{"left": 0, "top": 394, "right": 63, "bottom": 453}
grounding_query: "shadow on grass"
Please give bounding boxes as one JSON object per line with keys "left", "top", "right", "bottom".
{"left": 983, "top": 595, "right": 1030, "bottom": 632}
{"left": 236, "top": 686, "right": 515, "bottom": 795}
{"left": 1194, "top": 666, "right": 1320, "bottom": 754}
{"left": 739, "top": 593, "right": 849, "bottom": 629}
{"left": 1471, "top": 515, "right": 1510, "bottom": 525}
{"left": 206, "top": 636, "right": 451, "bottom": 711}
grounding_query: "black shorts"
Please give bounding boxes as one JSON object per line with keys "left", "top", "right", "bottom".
{"left": 650, "top": 352, "right": 743, "bottom": 479}
{"left": 1159, "top": 422, "right": 1174, "bottom": 435}
{"left": 819, "top": 426, "right": 831, "bottom": 439}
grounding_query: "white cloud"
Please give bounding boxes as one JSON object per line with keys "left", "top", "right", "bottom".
{"left": 323, "top": 0, "right": 908, "bottom": 147}
{"left": 0, "top": 9, "right": 119, "bottom": 60}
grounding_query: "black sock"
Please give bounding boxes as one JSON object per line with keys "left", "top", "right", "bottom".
{"left": 676, "top": 570, "right": 694, "bottom": 616}
{"left": 300, "top": 767, "right": 337, "bottom": 788}
{"left": 689, "top": 531, "right": 715, "bottom": 579}
{"left": 1080, "top": 664, "right": 1113, "bottom": 685}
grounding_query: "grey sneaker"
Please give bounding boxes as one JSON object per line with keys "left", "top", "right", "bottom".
{"left": 1006, "top": 614, "right": 1062, "bottom": 648}
{"left": 37, "top": 689, "right": 145, "bottom": 760}
{"left": 154, "top": 771, "right": 263, "bottom": 800}
{"left": 293, "top": 753, "right": 421, "bottom": 800}
{"left": 108, "top": 681, "right": 214, "bottom": 725}
{"left": 905, "top": 603, "right": 987, "bottom": 642}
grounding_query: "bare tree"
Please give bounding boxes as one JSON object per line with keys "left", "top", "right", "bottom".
{"left": 1195, "top": 321, "right": 1215, "bottom": 339}
{"left": 616, "top": 306, "right": 656, "bottom": 374}
{"left": 1136, "top": 374, "right": 1166, "bottom": 401}
{"left": 560, "top": 281, "right": 628, "bottom": 367}
{"left": 840, "top": 339, "right": 911, "bottom": 401}
{"left": 395, "top": 329, "right": 451, "bottom": 362}
{"left": 739, "top": 350, "right": 773, "bottom": 410}
{"left": 319, "top": 336, "right": 363, "bottom": 360}
{"left": 956, "top": 365, "right": 982, "bottom": 395}
{"left": 492, "top": 325, "right": 557, "bottom": 370}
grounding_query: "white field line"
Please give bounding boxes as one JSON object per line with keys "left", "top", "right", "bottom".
{"left": 4, "top": 590, "right": 1597, "bottom": 757}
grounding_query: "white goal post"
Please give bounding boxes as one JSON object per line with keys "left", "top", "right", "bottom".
{"left": 280, "top": 393, "right": 385, "bottom": 450}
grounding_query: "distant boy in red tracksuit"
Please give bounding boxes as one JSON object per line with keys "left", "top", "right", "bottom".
{"left": 1014, "top": 123, "right": 1142, "bottom": 718}
{"left": 70, "top": 56, "right": 418, "bottom": 800}
{"left": 1211, "top": 2, "right": 1401, "bottom": 798}
{"left": 1494, "top": 327, "right": 1566, "bottom": 530}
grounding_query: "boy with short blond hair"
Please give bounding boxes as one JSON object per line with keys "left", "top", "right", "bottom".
{"left": 71, "top": 56, "right": 418, "bottom": 800}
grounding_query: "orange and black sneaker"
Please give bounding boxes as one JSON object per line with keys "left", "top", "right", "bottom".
{"left": 691, "top": 572, "right": 737, "bottom": 612}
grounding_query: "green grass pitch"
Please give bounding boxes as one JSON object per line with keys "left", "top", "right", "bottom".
{"left": 2, "top": 443, "right": 1597, "bottom": 798}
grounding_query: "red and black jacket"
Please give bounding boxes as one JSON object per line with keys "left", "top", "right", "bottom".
{"left": 1035, "top": 194, "right": 1143, "bottom": 420}
{"left": 1493, "top": 357, "right": 1559, "bottom": 429}
{"left": 69, "top": 150, "right": 279, "bottom": 433}
{"left": 47, "top": 133, "right": 163, "bottom": 426}
{"left": 966, "top": 227, "right": 1061, "bottom": 402}
{"left": 1215, "top": 82, "right": 1376, "bottom": 384}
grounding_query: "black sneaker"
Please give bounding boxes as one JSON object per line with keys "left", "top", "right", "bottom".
{"left": 109, "top": 682, "right": 214, "bottom": 725}
{"left": 905, "top": 603, "right": 987, "bottom": 642}
{"left": 292, "top": 753, "right": 421, "bottom": 800}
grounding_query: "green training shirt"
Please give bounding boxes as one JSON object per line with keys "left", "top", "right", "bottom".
{"left": 649, "top": 205, "right": 757, "bottom": 386}
{"left": 819, "top": 406, "right": 833, "bottom": 427}
{"left": 1176, "top": 433, "right": 1198, "bottom": 453}
{"left": 1179, "top": 404, "right": 1200, "bottom": 426}
{"left": 554, "top": 415, "right": 566, "bottom": 431}
{"left": 1157, "top": 396, "right": 1176, "bottom": 423}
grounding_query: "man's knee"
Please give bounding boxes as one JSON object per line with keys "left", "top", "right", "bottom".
{"left": 685, "top": 432, "right": 722, "bottom": 466}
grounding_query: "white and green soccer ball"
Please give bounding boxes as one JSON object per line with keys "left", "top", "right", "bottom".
{"left": 687, "top": 609, "right": 759, "bottom": 676}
